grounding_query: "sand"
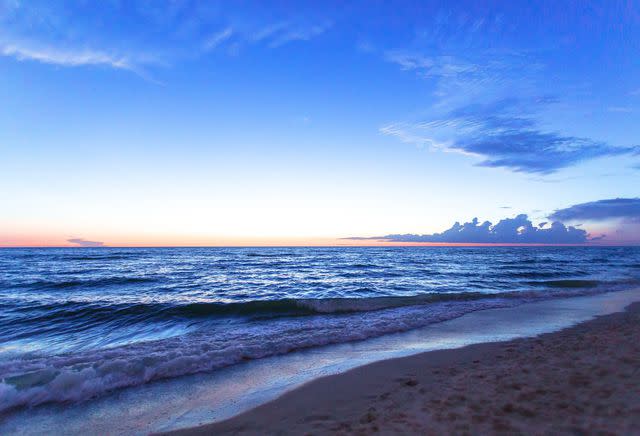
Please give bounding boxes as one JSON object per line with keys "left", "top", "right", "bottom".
{"left": 166, "top": 303, "right": 640, "bottom": 435}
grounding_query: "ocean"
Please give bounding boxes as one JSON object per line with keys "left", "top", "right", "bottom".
{"left": 1, "top": 246, "right": 639, "bottom": 414}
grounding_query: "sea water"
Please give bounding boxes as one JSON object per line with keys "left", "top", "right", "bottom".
{"left": 1, "top": 246, "right": 639, "bottom": 414}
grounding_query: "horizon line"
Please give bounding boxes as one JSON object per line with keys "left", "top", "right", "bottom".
{"left": 1, "top": 243, "right": 638, "bottom": 248}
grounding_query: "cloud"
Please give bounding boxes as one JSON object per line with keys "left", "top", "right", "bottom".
{"left": 607, "top": 106, "right": 633, "bottom": 113}
{"left": 203, "top": 27, "right": 234, "bottom": 51}
{"left": 0, "top": 41, "right": 162, "bottom": 83}
{"left": 218, "top": 21, "right": 331, "bottom": 51}
{"left": 590, "top": 234, "right": 607, "bottom": 241}
{"left": 384, "top": 51, "right": 484, "bottom": 80}
{"left": 67, "top": 238, "right": 105, "bottom": 247}
{"left": 355, "top": 40, "right": 375, "bottom": 53}
{"left": 381, "top": 98, "right": 638, "bottom": 174}
{"left": 263, "top": 22, "right": 331, "bottom": 48}
{"left": 377, "top": 12, "right": 636, "bottom": 175}
{"left": 0, "top": 3, "right": 159, "bottom": 75}
{"left": 549, "top": 198, "right": 640, "bottom": 223}
{"left": 0, "top": 44, "right": 134, "bottom": 70}
{"left": 384, "top": 51, "right": 434, "bottom": 72}
{"left": 382, "top": 44, "right": 543, "bottom": 113}
{"left": 347, "top": 214, "right": 588, "bottom": 244}
{"left": 0, "top": 2, "right": 330, "bottom": 76}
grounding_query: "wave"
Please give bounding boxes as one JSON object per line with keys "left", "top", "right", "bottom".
{"left": 63, "top": 255, "right": 136, "bottom": 261}
{"left": 501, "top": 271, "right": 587, "bottom": 279}
{"left": 0, "top": 293, "right": 506, "bottom": 333}
{"left": 0, "top": 297, "right": 515, "bottom": 412}
{"left": 28, "top": 277, "right": 156, "bottom": 290}
{"left": 1, "top": 281, "right": 637, "bottom": 413}
{"left": 2, "top": 282, "right": 621, "bottom": 329}
{"left": 527, "top": 279, "right": 601, "bottom": 288}
{"left": 175, "top": 292, "right": 495, "bottom": 316}
{"left": 244, "top": 252, "right": 287, "bottom": 258}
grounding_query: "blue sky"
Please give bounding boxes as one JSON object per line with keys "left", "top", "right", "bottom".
{"left": 1, "top": 0, "right": 639, "bottom": 246}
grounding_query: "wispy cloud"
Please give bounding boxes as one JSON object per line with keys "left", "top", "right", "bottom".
{"left": 345, "top": 214, "right": 588, "bottom": 244}
{"left": 384, "top": 51, "right": 434, "bottom": 72}
{"left": 355, "top": 40, "right": 375, "bottom": 53}
{"left": 379, "top": 122, "right": 448, "bottom": 150}
{"left": 0, "top": 41, "right": 164, "bottom": 84}
{"left": 200, "top": 21, "right": 331, "bottom": 55}
{"left": 1, "top": 44, "right": 133, "bottom": 70}
{"left": 382, "top": 40, "right": 543, "bottom": 111}
{"left": 0, "top": 2, "right": 331, "bottom": 77}
{"left": 269, "top": 23, "right": 331, "bottom": 48}
{"left": 381, "top": 97, "right": 638, "bottom": 174}
{"left": 259, "top": 22, "right": 332, "bottom": 48}
{"left": 607, "top": 106, "right": 633, "bottom": 113}
{"left": 203, "top": 27, "right": 234, "bottom": 52}
{"left": 374, "top": 8, "right": 638, "bottom": 176}
{"left": 384, "top": 51, "right": 484, "bottom": 80}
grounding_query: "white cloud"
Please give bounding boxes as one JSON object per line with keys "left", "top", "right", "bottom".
{"left": 384, "top": 51, "right": 481, "bottom": 79}
{"left": 203, "top": 27, "right": 233, "bottom": 51}
{"left": 379, "top": 122, "right": 451, "bottom": 151}
{"left": 266, "top": 23, "right": 331, "bottom": 48}
{"left": 1, "top": 43, "right": 132, "bottom": 69}
{"left": 251, "top": 22, "right": 290, "bottom": 42}
{"left": 384, "top": 51, "right": 433, "bottom": 71}
{"left": 0, "top": 3, "right": 331, "bottom": 79}
{"left": 607, "top": 106, "right": 633, "bottom": 113}
{"left": 0, "top": 42, "right": 164, "bottom": 83}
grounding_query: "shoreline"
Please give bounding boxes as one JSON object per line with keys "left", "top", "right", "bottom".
{"left": 3, "top": 288, "right": 639, "bottom": 435}
{"left": 168, "top": 299, "right": 640, "bottom": 435}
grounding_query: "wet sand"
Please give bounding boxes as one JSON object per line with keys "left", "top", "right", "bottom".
{"left": 168, "top": 302, "right": 640, "bottom": 435}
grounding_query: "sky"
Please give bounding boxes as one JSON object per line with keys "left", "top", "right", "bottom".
{"left": 1, "top": 0, "right": 639, "bottom": 246}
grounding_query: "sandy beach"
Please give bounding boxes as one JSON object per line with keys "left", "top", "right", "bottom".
{"left": 168, "top": 301, "right": 640, "bottom": 435}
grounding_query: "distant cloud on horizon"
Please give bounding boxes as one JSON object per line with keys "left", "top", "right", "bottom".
{"left": 67, "top": 238, "right": 105, "bottom": 247}
{"left": 347, "top": 199, "right": 640, "bottom": 245}
{"left": 346, "top": 214, "right": 588, "bottom": 244}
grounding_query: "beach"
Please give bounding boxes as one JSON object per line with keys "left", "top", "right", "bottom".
{"left": 170, "top": 301, "right": 640, "bottom": 435}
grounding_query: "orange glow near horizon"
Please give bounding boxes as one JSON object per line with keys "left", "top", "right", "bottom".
{"left": 1, "top": 235, "right": 636, "bottom": 248}
{"left": 2, "top": 224, "right": 638, "bottom": 248}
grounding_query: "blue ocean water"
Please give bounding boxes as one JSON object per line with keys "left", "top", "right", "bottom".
{"left": 1, "top": 246, "right": 639, "bottom": 412}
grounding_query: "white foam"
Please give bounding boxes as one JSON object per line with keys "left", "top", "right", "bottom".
{"left": 0, "top": 298, "right": 517, "bottom": 412}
